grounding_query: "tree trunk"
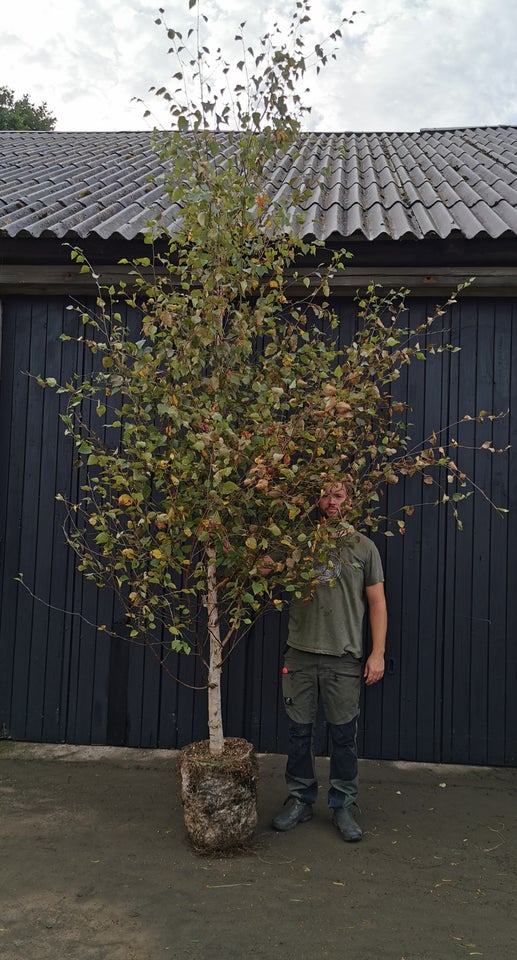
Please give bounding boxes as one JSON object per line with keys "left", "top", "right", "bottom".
{"left": 206, "top": 545, "right": 224, "bottom": 756}
{"left": 180, "top": 545, "right": 258, "bottom": 853}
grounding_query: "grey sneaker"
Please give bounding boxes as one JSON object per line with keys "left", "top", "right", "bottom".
{"left": 272, "top": 797, "right": 313, "bottom": 831}
{"left": 332, "top": 806, "right": 362, "bottom": 842}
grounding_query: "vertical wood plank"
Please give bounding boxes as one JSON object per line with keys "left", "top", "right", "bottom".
{"left": 1, "top": 292, "right": 515, "bottom": 766}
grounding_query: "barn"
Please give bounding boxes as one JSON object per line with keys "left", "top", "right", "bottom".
{"left": 0, "top": 126, "right": 515, "bottom": 764}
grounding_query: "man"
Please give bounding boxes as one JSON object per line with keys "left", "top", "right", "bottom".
{"left": 272, "top": 481, "right": 387, "bottom": 842}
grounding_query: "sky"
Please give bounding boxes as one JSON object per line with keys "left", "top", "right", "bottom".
{"left": 2, "top": 0, "right": 517, "bottom": 133}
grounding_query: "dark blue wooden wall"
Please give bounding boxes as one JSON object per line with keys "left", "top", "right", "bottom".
{"left": 0, "top": 295, "right": 515, "bottom": 764}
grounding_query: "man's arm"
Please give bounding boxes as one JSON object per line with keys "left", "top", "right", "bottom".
{"left": 364, "top": 582, "right": 387, "bottom": 686}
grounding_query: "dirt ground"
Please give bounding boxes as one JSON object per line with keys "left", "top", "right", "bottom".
{"left": 1, "top": 742, "right": 516, "bottom": 960}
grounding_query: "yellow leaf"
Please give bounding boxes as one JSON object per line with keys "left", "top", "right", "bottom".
{"left": 118, "top": 494, "right": 133, "bottom": 507}
{"left": 151, "top": 549, "right": 164, "bottom": 560}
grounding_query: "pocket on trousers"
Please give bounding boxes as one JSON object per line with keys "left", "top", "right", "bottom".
{"left": 281, "top": 666, "right": 317, "bottom": 723}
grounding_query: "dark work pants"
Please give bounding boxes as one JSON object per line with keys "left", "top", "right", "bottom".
{"left": 281, "top": 648, "right": 361, "bottom": 809}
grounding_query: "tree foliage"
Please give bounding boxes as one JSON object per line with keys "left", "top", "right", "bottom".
{"left": 0, "top": 86, "right": 56, "bottom": 130}
{"left": 39, "top": 1, "right": 506, "bottom": 753}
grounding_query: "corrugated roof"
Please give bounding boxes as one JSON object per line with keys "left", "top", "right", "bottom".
{"left": 1, "top": 126, "right": 517, "bottom": 243}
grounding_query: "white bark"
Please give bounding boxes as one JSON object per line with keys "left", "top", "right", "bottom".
{"left": 206, "top": 544, "right": 224, "bottom": 756}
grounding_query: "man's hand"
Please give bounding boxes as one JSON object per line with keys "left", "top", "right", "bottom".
{"left": 363, "top": 652, "right": 385, "bottom": 685}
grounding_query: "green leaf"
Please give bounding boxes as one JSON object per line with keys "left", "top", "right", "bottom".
{"left": 221, "top": 481, "right": 240, "bottom": 494}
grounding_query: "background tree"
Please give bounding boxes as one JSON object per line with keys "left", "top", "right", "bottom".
{"left": 0, "top": 85, "right": 56, "bottom": 130}
{"left": 40, "top": 1, "right": 505, "bottom": 761}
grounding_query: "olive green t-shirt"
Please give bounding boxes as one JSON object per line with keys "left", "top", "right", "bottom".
{"left": 287, "top": 532, "right": 384, "bottom": 659}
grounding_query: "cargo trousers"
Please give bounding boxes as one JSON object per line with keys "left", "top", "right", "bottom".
{"left": 281, "top": 646, "right": 362, "bottom": 809}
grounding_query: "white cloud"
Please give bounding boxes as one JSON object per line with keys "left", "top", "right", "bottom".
{"left": 0, "top": 0, "right": 516, "bottom": 131}
{"left": 317, "top": 0, "right": 517, "bottom": 130}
